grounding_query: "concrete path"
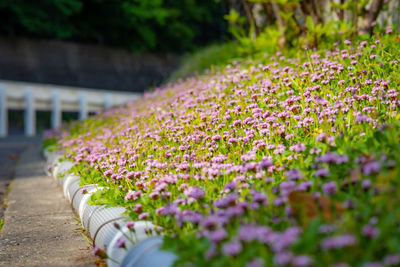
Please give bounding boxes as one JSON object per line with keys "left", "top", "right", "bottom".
{"left": 0, "top": 144, "right": 96, "bottom": 266}
{"left": 0, "top": 136, "right": 41, "bottom": 219}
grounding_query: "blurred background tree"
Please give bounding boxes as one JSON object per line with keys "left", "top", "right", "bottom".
{"left": 224, "top": 0, "right": 395, "bottom": 50}
{"left": 170, "top": 0, "right": 398, "bottom": 79}
{"left": 0, "top": 0, "right": 227, "bottom": 53}
{"left": 0, "top": 0, "right": 397, "bottom": 81}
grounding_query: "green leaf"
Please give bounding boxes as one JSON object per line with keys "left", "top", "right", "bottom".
{"left": 306, "top": 16, "right": 315, "bottom": 31}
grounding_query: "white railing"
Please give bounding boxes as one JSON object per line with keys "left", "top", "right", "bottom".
{"left": 0, "top": 80, "right": 140, "bottom": 137}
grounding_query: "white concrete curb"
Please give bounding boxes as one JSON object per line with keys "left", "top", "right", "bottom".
{"left": 43, "top": 148, "right": 169, "bottom": 266}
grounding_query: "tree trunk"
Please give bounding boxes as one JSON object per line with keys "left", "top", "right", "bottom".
{"left": 242, "top": 0, "right": 259, "bottom": 38}
{"left": 339, "top": 0, "right": 345, "bottom": 20}
{"left": 359, "top": 0, "right": 385, "bottom": 35}
{"left": 299, "top": 0, "right": 324, "bottom": 25}
{"left": 262, "top": 3, "right": 276, "bottom": 25}
{"left": 353, "top": 0, "right": 358, "bottom": 34}
{"left": 271, "top": 2, "right": 286, "bottom": 48}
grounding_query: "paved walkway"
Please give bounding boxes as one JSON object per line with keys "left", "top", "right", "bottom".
{"left": 0, "top": 144, "right": 96, "bottom": 266}
{"left": 0, "top": 136, "right": 41, "bottom": 218}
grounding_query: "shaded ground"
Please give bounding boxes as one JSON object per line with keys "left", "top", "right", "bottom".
{"left": 0, "top": 144, "right": 96, "bottom": 266}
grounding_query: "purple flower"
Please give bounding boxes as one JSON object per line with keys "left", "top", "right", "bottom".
{"left": 125, "top": 221, "right": 135, "bottom": 231}
{"left": 315, "top": 168, "right": 329, "bottom": 177}
{"left": 251, "top": 190, "right": 267, "bottom": 205}
{"left": 286, "top": 169, "right": 303, "bottom": 180}
{"left": 336, "top": 155, "right": 349, "bottom": 164}
{"left": 125, "top": 190, "right": 141, "bottom": 201}
{"left": 318, "top": 224, "right": 335, "bottom": 234}
{"left": 292, "top": 255, "right": 313, "bottom": 267}
{"left": 310, "top": 147, "right": 321, "bottom": 154}
{"left": 280, "top": 181, "right": 297, "bottom": 191}
{"left": 209, "top": 228, "right": 227, "bottom": 243}
{"left": 182, "top": 211, "right": 203, "bottom": 224}
{"left": 212, "top": 134, "right": 222, "bottom": 141}
{"left": 239, "top": 224, "right": 259, "bottom": 242}
{"left": 92, "top": 246, "right": 100, "bottom": 256}
{"left": 355, "top": 114, "right": 372, "bottom": 124}
{"left": 322, "top": 181, "right": 337, "bottom": 195}
{"left": 205, "top": 246, "right": 217, "bottom": 259}
{"left": 161, "top": 203, "right": 179, "bottom": 216}
{"left": 224, "top": 181, "right": 236, "bottom": 191}
{"left": 202, "top": 216, "right": 220, "bottom": 229}
{"left": 280, "top": 181, "right": 297, "bottom": 197}
{"left": 249, "top": 202, "right": 259, "bottom": 210}
{"left": 290, "top": 142, "right": 306, "bottom": 152}
{"left": 362, "top": 161, "right": 381, "bottom": 175}
{"left": 321, "top": 234, "right": 357, "bottom": 250}
{"left": 246, "top": 258, "right": 264, "bottom": 267}
{"left": 133, "top": 203, "right": 142, "bottom": 213}
{"left": 184, "top": 186, "right": 205, "bottom": 199}
{"left": 138, "top": 212, "right": 149, "bottom": 220}
{"left": 222, "top": 239, "right": 242, "bottom": 256}
{"left": 383, "top": 254, "right": 400, "bottom": 266}
{"left": 116, "top": 238, "right": 126, "bottom": 249}
{"left": 342, "top": 200, "right": 355, "bottom": 209}
{"left": 274, "top": 144, "right": 286, "bottom": 154}
{"left": 214, "top": 193, "right": 239, "bottom": 208}
{"left": 316, "top": 152, "right": 347, "bottom": 164}
{"left": 296, "top": 181, "right": 312, "bottom": 192}
{"left": 255, "top": 226, "right": 272, "bottom": 243}
{"left": 362, "top": 179, "right": 372, "bottom": 190}
{"left": 258, "top": 159, "right": 273, "bottom": 169}
{"left": 274, "top": 197, "right": 287, "bottom": 206}
{"left": 225, "top": 205, "right": 245, "bottom": 217}
{"left": 270, "top": 227, "right": 302, "bottom": 252}
{"left": 362, "top": 224, "right": 379, "bottom": 238}
{"left": 274, "top": 251, "right": 293, "bottom": 266}
{"left": 316, "top": 133, "right": 326, "bottom": 142}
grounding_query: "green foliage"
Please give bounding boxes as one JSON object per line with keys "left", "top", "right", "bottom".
{"left": 0, "top": 0, "right": 226, "bottom": 53}
{"left": 238, "top": 26, "right": 284, "bottom": 55}
{"left": 42, "top": 137, "right": 58, "bottom": 151}
{"left": 0, "top": 0, "right": 82, "bottom": 39}
{"left": 302, "top": 17, "right": 349, "bottom": 48}
{"left": 222, "top": 0, "right": 391, "bottom": 57}
{"left": 224, "top": 9, "right": 248, "bottom": 42}
{"left": 169, "top": 42, "right": 241, "bottom": 81}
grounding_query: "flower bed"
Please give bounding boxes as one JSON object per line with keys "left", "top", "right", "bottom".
{"left": 46, "top": 35, "right": 400, "bottom": 267}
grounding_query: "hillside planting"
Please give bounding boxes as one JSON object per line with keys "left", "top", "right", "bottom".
{"left": 47, "top": 34, "right": 400, "bottom": 267}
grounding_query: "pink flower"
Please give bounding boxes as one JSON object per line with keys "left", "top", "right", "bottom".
{"left": 133, "top": 203, "right": 142, "bottom": 213}
{"left": 125, "top": 221, "right": 135, "bottom": 231}
{"left": 116, "top": 238, "right": 126, "bottom": 249}
{"left": 184, "top": 186, "right": 205, "bottom": 199}
{"left": 138, "top": 212, "right": 149, "bottom": 220}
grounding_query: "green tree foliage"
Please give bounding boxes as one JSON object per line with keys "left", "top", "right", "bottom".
{"left": 224, "top": 0, "right": 390, "bottom": 51}
{"left": 0, "top": 0, "right": 226, "bottom": 52}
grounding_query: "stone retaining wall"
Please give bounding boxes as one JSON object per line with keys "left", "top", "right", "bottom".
{"left": 0, "top": 37, "right": 178, "bottom": 92}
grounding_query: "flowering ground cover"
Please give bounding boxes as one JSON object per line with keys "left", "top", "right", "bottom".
{"left": 46, "top": 34, "right": 400, "bottom": 267}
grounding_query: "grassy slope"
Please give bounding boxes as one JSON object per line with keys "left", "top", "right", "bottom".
{"left": 52, "top": 34, "right": 400, "bottom": 266}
